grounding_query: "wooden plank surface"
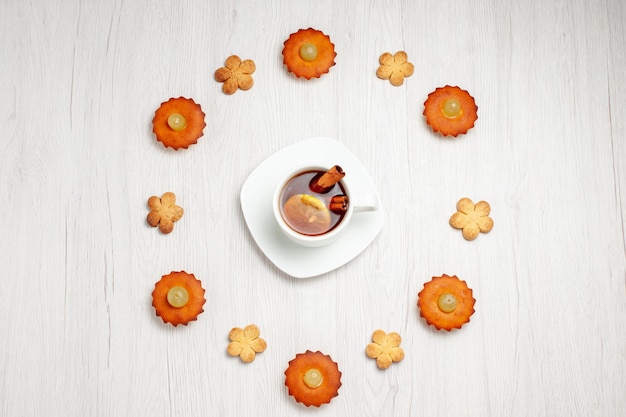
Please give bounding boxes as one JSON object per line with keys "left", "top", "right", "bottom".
{"left": 1, "top": 0, "right": 625, "bottom": 416}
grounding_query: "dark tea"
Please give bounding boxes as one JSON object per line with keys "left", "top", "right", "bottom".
{"left": 279, "top": 169, "right": 348, "bottom": 236}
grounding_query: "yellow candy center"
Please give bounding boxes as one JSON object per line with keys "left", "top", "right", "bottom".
{"left": 167, "top": 286, "right": 189, "bottom": 308}
{"left": 437, "top": 293, "right": 457, "bottom": 313}
{"left": 167, "top": 113, "right": 187, "bottom": 131}
{"left": 299, "top": 43, "right": 318, "bottom": 61}
{"left": 442, "top": 99, "right": 461, "bottom": 118}
{"left": 303, "top": 368, "right": 323, "bottom": 388}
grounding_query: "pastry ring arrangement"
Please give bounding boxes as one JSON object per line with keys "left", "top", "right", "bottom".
{"left": 143, "top": 25, "right": 495, "bottom": 408}
{"left": 150, "top": 27, "right": 479, "bottom": 151}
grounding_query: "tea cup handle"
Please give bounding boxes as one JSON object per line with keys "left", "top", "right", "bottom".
{"left": 351, "top": 194, "right": 379, "bottom": 213}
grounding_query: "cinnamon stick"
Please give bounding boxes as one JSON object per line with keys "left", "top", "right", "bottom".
{"left": 309, "top": 165, "right": 345, "bottom": 194}
{"left": 329, "top": 195, "right": 349, "bottom": 214}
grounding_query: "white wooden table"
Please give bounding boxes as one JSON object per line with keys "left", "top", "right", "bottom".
{"left": 1, "top": 0, "right": 625, "bottom": 416}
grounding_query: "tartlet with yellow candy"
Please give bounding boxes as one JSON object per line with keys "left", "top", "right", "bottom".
{"left": 152, "top": 97, "right": 206, "bottom": 150}
{"left": 282, "top": 28, "right": 336, "bottom": 79}
{"left": 151, "top": 271, "right": 206, "bottom": 326}
{"left": 284, "top": 350, "right": 342, "bottom": 407}
{"left": 423, "top": 86, "right": 478, "bottom": 137}
{"left": 417, "top": 274, "right": 475, "bottom": 331}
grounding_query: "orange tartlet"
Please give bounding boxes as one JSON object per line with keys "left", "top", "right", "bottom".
{"left": 152, "top": 271, "right": 206, "bottom": 326}
{"left": 284, "top": 350, "right": 342, "bottom": 407}
{"left": 152, "top": 97, "right": 206, "bottom": 150}
{"left": 423, "top": 86, "right": 478, "bottom": 137}
{"left": 417, "top": 274, "right": 475, "bottom": 331}
{"left": 282, "top": 28, "right": 336, "bottom": 79}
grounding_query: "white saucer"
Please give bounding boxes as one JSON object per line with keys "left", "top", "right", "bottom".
{"left": 240, "top": 137, "right": 384, "bottom": 278}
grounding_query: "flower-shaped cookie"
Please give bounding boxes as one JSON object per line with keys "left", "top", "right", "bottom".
{"left": 376, "top": 51, "right": 414, "bottom": 86}
{"left": 151, "top": 271, "right": 206, "bottom": 326}
{"left": 423, "top": 85, "right": 478, "bottom": 137}
{"left": 417, "top": 274, "right": 475, "bottom": 331}
{"left": 227, "top": 324, "right": 267, "bottom": 363}
{"left": 365, "top": 330, "right": 405, "bottom": 369}
{"left": 147, "top": 192, "right": 183, "bottom": 234}
{"left": 449, "top": 197, "right": 494, "bottom": 240}
{"left": 214, "top": 55, "right": 256, "bottom": 95}
{"left": 282, "top": 28, "right": 336, "bottom": 79}
{"left": 152, "top": 97, "right": 206, "bottom": 150}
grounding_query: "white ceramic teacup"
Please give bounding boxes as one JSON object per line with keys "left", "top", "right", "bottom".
{"left": 272, "top": 164, "right": 379, "bottom": 247}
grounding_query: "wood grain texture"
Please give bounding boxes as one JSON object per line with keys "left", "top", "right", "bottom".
{"left": 1, "top": 0, "right": 624, "bottom": 416}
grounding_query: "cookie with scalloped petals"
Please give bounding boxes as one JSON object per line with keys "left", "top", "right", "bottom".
{"left": 214, "top": 55, "right": 256, "bottom": 95}
{"left": 417, "top": 274, "right": 475, "bottom": 331}
{"left": 152, "top": 271, "right": 206, "bottom": 326}
{"left": 152, "top": 97, "right": 206, "bottom": 150}
{"left": 282, "top": 28, "right": 336, "bottom": 79}
{"left": 449, "top": 197, "right": 494, "bottom": 240}
{"left": 146, "top": 192, "right": 183, "bottom": 234}
{"left": 376, "top": 51, "right": 414, "bottom": 86}
{"left": 423, "top": 86, "right": 478, "bottom": 137}
{"left": 227, "top": 324, "right": 267, "bottom": 363}
{"left": 365, "top": 329, "right": 405, "bottom": 369}
{"left": 284, "top": 350, "right": 342, "bottom": 407}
